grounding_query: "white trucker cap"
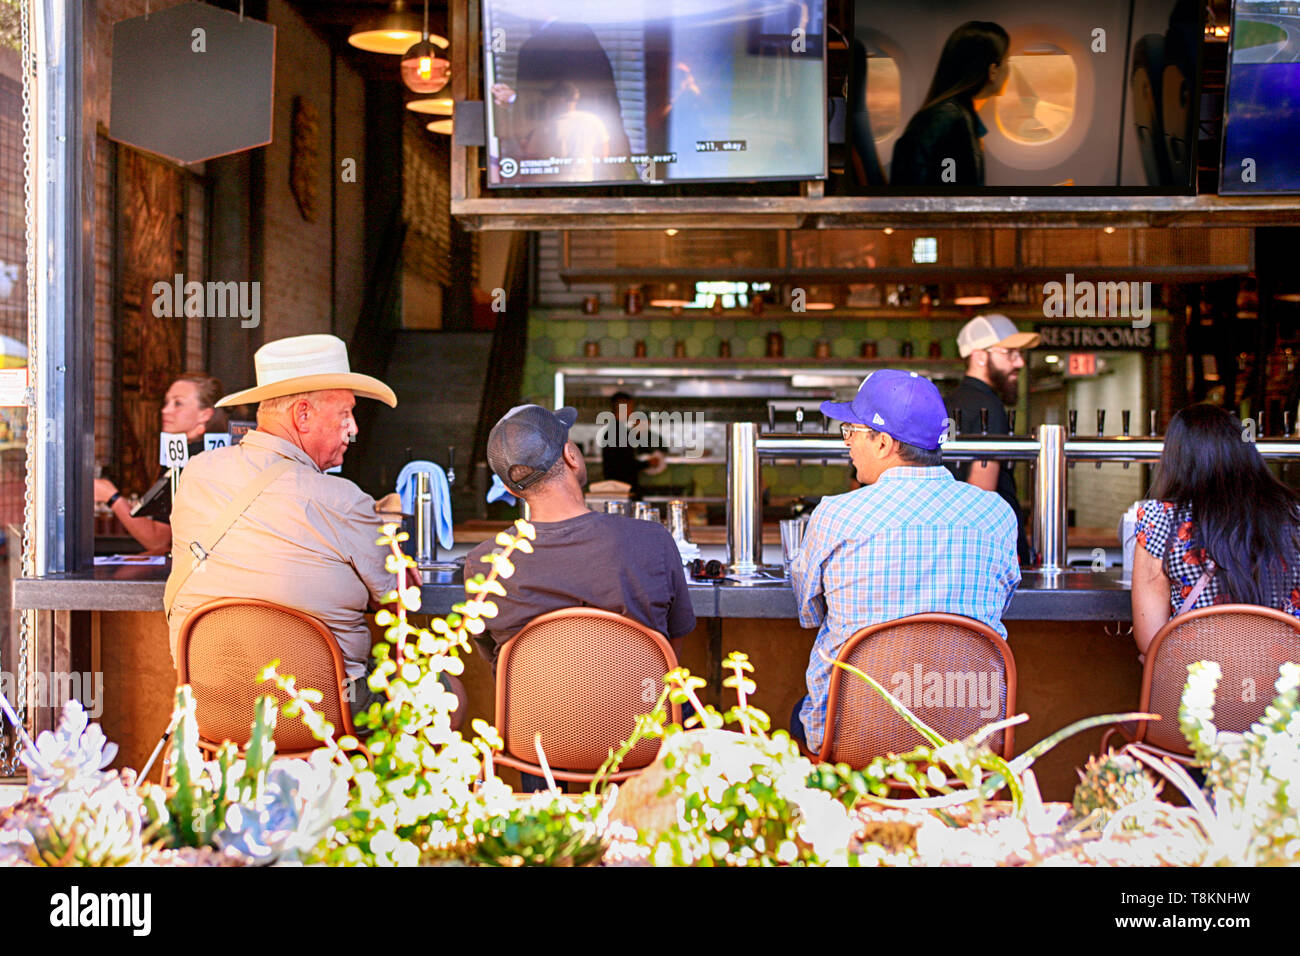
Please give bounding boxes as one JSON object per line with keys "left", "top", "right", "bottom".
{"left": 956, "top": 314, "right": 1042, "bottom": 358}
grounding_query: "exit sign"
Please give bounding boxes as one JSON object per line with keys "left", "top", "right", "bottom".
{"left": 1067, "top": 353, "right": 1097, "bottom": 376}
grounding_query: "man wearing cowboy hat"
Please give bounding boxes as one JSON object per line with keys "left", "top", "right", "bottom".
{"left": 164, "top": 334, "right": 402, "bottom": 715}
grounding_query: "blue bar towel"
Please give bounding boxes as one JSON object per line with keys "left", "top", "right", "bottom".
{"left": 394, "top": 461, "right": 454, "bottom": 551}
{"left": 486, "top": 473, "right": 517, "bottom": 506}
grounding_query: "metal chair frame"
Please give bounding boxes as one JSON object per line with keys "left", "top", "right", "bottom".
{"left": 493, "top": 607, "right": 682, "bottom": 784}
{"left": 176, "top": 597, "right": 358, "bottom": 759}
{"left": 1100, "top": 603, "right": 1300, "bottom": 765}
{"left": 815, "top": 612, "right": 1018, "bottom": 766}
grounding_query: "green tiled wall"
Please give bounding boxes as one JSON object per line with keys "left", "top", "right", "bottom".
{"left": 521, "top": 312, "right": 968, "bottom": 404}
{"left": 522, "top": 311, "right": 971, "bottom": 501}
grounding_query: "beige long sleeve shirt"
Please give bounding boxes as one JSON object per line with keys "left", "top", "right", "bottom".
{"left": 165, "top": 429, "right": 394, "bottom": 679}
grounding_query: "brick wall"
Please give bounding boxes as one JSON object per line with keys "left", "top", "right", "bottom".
{"left": 260, "top": 0, "right": 335, "bottom": 341}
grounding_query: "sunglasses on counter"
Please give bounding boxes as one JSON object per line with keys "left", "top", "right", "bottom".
{"left": 690, "top": 559, "right": 726, "bottom": 581}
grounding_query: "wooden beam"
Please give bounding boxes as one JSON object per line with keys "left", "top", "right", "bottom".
{"left": 452, "top": 194, "right": 1300, "bottom": 231}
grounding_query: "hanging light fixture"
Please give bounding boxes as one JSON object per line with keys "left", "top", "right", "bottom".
{"left": 405, "top": 97, "right": 453, "bottom": 115}
{"left": 349, "top": 0, "right": 445, "bottom": 56}
{"left": 400, "top": 0, "right": 450, "bottom": 93}
{"left": 426, "top": 118, "right": 453, "bottom": 135}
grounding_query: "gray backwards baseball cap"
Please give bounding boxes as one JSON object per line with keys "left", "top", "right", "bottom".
{"left": 487, "top": 404, "right": 578, "bottom": 494}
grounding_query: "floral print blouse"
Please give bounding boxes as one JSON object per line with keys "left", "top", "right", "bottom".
{"left": 1133, "top": 498, "right": 1300, "bottom": 617}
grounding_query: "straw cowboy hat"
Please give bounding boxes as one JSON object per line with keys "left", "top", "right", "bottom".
{"left": 215, "top": 334, "right": 397, "bottom": 408}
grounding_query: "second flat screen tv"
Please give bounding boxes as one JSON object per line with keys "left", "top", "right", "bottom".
{"left": 1220, "top": 0, "right": 1300, "bottom": 194}
{"left": 849, "top": 0, "right": 1200, "bottom": 191}
{"left": 481, "top": 0, "right": 828, "bottom": 188}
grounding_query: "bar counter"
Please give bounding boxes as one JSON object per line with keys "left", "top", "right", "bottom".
{"left": 13, "top": 555, "right": 1141, "bottom": 801}
{"left": 14, "top": 562, "right": 1133, "bottom": 620}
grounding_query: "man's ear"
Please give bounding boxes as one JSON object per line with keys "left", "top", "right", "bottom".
{"left": 293, "top": 399, "right": 313, "bottom": 433}
{"left": 562, "top": 441, "right": 583, "bottom": 468}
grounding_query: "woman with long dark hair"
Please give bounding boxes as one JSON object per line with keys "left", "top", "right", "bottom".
{"left": 1131, "top": 403, "right": 1300, "bottom": 652}
{"left": 890, "top": 21, "right": 1010, "bottom": 186}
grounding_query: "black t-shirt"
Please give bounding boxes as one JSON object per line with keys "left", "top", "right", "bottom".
{"left": 946, "top": 376, "right": 1030, "bottom": 564}
{"left": 600, "top": 421, "right": 667, "bottom": 494}
{"left": 464, "top": 510, "right": 696, "bottom": 663}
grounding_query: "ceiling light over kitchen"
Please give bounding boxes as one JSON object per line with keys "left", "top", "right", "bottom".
{"left": 349, "top": 0, "right": 445, "bottom": 55}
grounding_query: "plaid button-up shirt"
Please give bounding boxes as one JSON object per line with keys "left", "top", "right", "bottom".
{"left": 792, "top": 466, "right": 1020, "bottom": 752}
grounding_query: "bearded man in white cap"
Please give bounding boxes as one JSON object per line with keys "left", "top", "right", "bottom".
{"left": 164, "top": 334, "right": 403, "bottom": 716}
{"left": 948, "top": 314, "right": 1041, "bottom": 564}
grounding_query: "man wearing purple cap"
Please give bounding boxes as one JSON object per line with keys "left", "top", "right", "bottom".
{"left": 790, "top": 370, "right": 1021, "bottom": 754}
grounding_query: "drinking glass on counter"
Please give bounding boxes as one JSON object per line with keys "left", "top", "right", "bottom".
{"left": 780, "top": 516, "right": 808, "bottom": 579}
{"left": 605, "top": 500, "right": 629, "bottom": 516}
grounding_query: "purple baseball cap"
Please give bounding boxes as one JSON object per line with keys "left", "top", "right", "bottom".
{"left": 820, "top": 369, "right": 947, "bottom": 451}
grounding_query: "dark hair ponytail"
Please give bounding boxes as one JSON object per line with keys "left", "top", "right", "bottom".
{"left": 1150, "top": 403, "right": 1300, "bottom": 606}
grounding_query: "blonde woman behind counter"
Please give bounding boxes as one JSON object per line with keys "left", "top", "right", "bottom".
{"left": 93, "top": 374, "right": 226, "bottom": 554}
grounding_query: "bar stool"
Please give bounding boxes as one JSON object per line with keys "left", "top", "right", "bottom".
{"left": 1100, "top": 604, "right": 1300, "bottom": 764}
{"left": 493, "top": 607, "right": 682, "bottom": 784}
{"left": 177, "top": 597, "right": 357, "bottom": 758}
{"left": 813, "top": 612, "right": 1018, "bottom": 767}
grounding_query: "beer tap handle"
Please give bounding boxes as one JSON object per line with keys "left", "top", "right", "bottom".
{"left": 822, "top": 413, "right": 830, "bottom": 433}
{"left": 1068, "top": 409, "right": 1078, "bottom": 437}
{"left": 767, "top": 405, "right": 775, "bottom": 433}
{"left": 1096, "top": 410, "right": 1105, "bottom": 469}
{"left": 1149, "top": 409, "right": 1157, "bottom": 436}
{"left": 1260, "top": 409, "right": 1268, "bottom": 437}
{"left": 795, "top": 406, "right": 804, "bottom": 434}
{"left": 446, "top": 446, "right": 456, "bottom": 486}
{"left": 1287, "top": 410, "right": 1293, "bottom": 437}
{"left": 955, "top": 408, "right": 964, "bottom": 434}
{"left": 1121, "top": 411, "right": 1131, "bottom": 468}
{"left": 1007, "top": 409, "right": 1016, "bottom": 434}
{"left": 979, "top": 407, "right": 988, "bottom": 435}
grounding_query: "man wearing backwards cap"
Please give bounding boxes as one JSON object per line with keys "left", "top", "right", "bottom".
{"left": 790, "top": 370, "right": 1020, "bottom": 754}
{"left": 467, "top": 404, "right": 695, "bottom": 665}
{"left": 165, "top": 334, "right": 405, "bottom": 717}
{"left": 948, "top": 314, "right": 1041, "bottom": 564}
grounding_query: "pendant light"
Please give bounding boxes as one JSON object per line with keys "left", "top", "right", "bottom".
{"left": 406, "top": 97, "right": 453, "bottom": 115}
{"left": 349, "top": 0, "right": 445, "bottom": 56}
{"left": 400, "top": 0, "right": 450, "bottom": 93}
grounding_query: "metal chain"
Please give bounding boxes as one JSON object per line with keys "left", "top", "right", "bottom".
{"left": 4, "top": 0, "right": 37, "bottom": 776}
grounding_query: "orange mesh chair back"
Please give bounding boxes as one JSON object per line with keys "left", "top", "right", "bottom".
{"left": 1131, "top": 604, "right": 1300, "bottom": 757}
{"left": 177, "top": 598, "right": 356, "bottom": 758}
{"left": 494, "top": 607, "right": 681, "bottom": 783}
{"left": 819, "top": 613, "right": 1017, "bottom": 767}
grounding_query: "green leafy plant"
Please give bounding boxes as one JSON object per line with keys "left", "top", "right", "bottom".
{"left": 469, "top": 791, "right": 612, "bottom": 867}
{"left": 804, "top": 648, "right": 1153, "bottom": 823}
{"left": 1071, "top": 751, "right": 1161, "bottom": 831}
{"left": 261, "top": 521, "right": 534, "bottom": 865}
{"left": 1117, "top": 661, "right": 1300, "bottom": 866}
{"left": 617, "top": 653, "right": 860, "bottom": 866}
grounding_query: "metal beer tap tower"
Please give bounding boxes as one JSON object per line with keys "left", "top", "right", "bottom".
{"left": 725, "top": 410, "right": 1300, "bottom": 581}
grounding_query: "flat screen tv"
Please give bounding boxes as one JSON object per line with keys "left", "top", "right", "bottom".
{"left": 1220, "top": 1, "right": 1300, "bottom": 194}
{"left": 481, "top": 0, "right": 828, "bottom": 188}
{"left": 848, "top": 0, "right": 1201, "bottom": 192}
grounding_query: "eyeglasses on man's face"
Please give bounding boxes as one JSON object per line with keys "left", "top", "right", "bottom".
{"left": 986, "top": 347, "right": 1025, "bottom": 365}
{"left": 840, "top": 423, "right": 873, "bottom": 442}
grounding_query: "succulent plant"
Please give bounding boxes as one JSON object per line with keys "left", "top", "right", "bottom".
{"left": 212, "top": 755, "right": 351, "bottom": 865}
{"left": 468, "top": 791, "right": 612, "bottom": 867}
{"left": 1071, "top": 752, "right": 1162, "bottom": 830}
{"left": 24, "top": 777, "right": 156, "bottom": 867}
{"left": 21, "top": 699, "right": 118, "bottom": 798}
